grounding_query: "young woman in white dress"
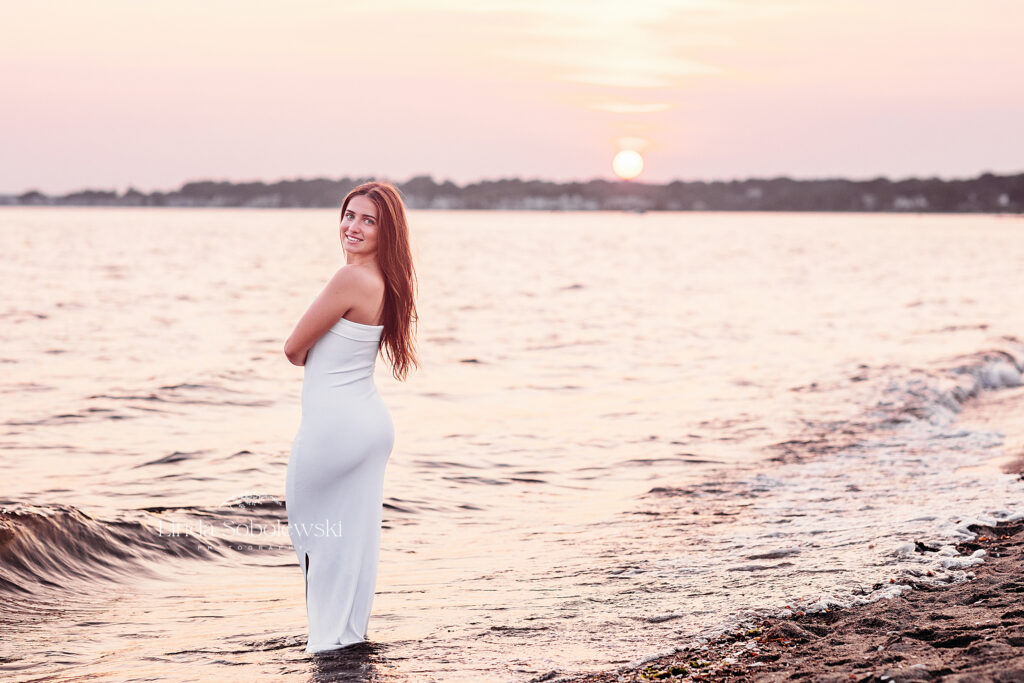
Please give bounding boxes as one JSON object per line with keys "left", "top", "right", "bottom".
{"left": 283, "top": 181, "right": 419, "bottom": 653}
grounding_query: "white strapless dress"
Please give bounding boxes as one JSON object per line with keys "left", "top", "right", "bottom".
{"left": 285, "top": 316, "right": 394, "bottom": 653}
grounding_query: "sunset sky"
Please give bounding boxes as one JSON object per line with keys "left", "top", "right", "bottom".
{"left": 2, "top": 0, "right": 1023, "bottom": 194}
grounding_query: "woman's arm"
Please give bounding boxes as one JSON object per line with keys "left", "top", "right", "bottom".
{"left": 284, "top": 266, "right": 367, "bottom": 366}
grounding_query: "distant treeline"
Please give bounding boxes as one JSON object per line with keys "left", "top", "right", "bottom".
{"left": 4, "top": 172, "right": 1023, "bottom": 212}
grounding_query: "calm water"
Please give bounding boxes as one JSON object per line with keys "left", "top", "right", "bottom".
{"left": 2, "top": 207, "right": 1023, "bottom": 681}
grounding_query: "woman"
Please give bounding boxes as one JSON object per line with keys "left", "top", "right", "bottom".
{"left": 283, "top": 181, "right": 418, "bottom": 653}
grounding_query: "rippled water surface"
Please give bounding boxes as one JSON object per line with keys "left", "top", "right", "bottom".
{"left": 2, "top": 208, "right": 1023, "bottom": 681}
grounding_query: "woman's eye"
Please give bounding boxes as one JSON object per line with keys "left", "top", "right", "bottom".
{"left": 365, "top": 218, "right": 374, "bottom": 225}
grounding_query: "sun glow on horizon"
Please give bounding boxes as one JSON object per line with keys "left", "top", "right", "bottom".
{"left": 612, "top": 150, "right": 644, "bottom": 180}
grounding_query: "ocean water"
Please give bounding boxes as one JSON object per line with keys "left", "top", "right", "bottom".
{"left": 1, "top": 207, "right": 1023, "bottom": 681}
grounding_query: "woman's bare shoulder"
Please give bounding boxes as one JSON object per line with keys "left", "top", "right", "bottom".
{"left": 337, "top": 264, "right": 385, "bottom": 291}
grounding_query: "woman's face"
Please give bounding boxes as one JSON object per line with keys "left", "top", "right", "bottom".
{"left": 340, "top": 195, "right": 380, "bottom": 256}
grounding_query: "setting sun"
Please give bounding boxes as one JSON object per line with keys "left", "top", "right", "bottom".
{"left": 612, "top": 150, "right": 644, "bottom": 180}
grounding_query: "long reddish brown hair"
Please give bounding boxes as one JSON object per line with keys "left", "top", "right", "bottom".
{"left": 341, "top": 181, "right": 419, "bottom": 381}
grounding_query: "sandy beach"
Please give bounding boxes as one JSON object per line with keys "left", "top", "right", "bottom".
{"left": 559, "top": 387, "right": 1024, "bottom": 683}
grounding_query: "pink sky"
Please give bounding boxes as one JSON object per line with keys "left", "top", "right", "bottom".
{"left": 2, "top": 0, "right": 1023, "bottom": 194}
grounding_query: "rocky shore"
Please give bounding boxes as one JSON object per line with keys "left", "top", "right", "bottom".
{"left": 559, "top": 510, "right": 1024, "bottom": 683}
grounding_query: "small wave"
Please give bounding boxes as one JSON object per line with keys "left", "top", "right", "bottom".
{"left": 0, "top": 382, "right": 55, "bottom": 395}
{"left": 0, "top": 503, "right": 220, "bottom": 597}
{"left": 221, "top": 493, "right": 284, "bottom": 510}
{"left": 866, "top": 341, "right": 1024, "bottom": 430}
{"left": 443, "top": 475, "right": 511, "bottom": 486}
{"left": 134, "top": 450, "right": 207, "bottom": 467}
{"left": 727, "top": 562, "right": 796, "bottom": 572}
{"left": 746, "top": 548, "right": 802, "bottom": 560}
{"left": 765, "top": 510, "right": 1024, "bottom": 618}
{"left": 768, "top": 337, "right": 1024, "bottom": 462}
{"left": 99, "top": 394, "right": 271, "bottom": 408}
{"left": 4, "top": 407, "right": 136, "bottom": 426}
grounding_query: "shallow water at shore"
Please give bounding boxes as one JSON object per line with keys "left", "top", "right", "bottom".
{"left": 2, "top": 208, "right": 1023, "bottom": 680}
